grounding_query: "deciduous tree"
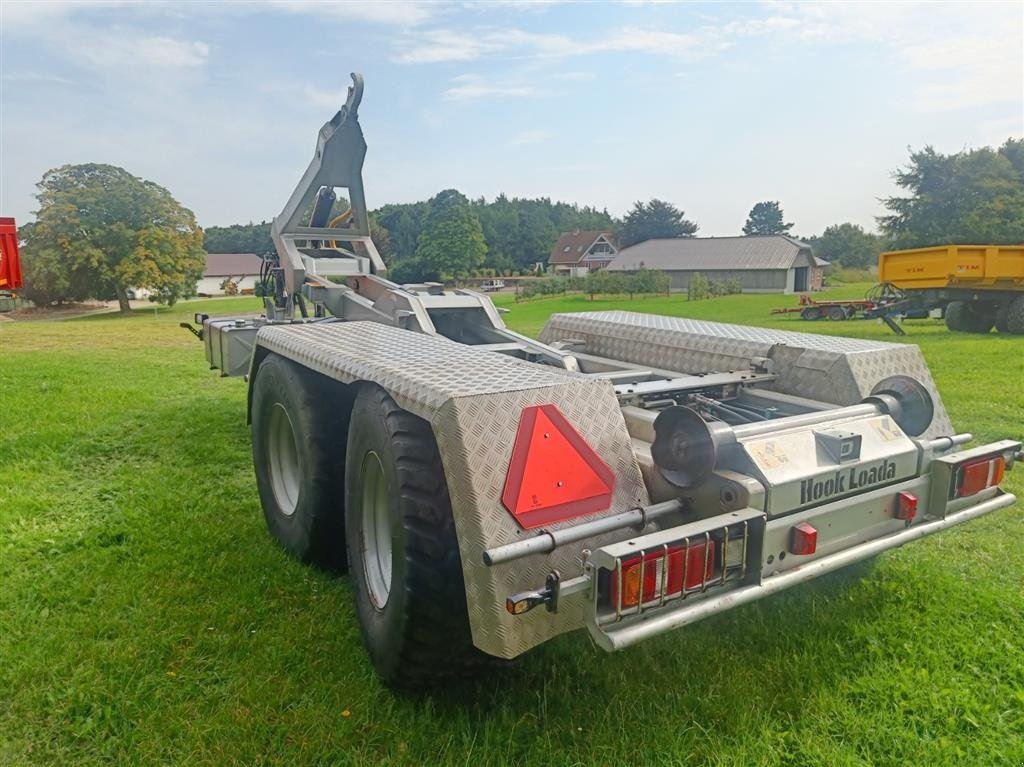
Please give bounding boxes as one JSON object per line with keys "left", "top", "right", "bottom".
{"left": 810, "top": 223, "right": 882, "bottom": 269}
{"left": 879, "top": 139, "right": 1024, "bottom": 248}
{"left": 414, "top": 189, "right": 487, "bottom": 278}
{"left": 22, "top": 163, "right": 205, "bottom": 311}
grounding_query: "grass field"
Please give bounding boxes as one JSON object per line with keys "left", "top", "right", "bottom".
{"left": 1, "top": 286, "right": 1022, "bottom": 766}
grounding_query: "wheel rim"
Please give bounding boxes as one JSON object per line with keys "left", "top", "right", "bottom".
{"left": 360, "top": 451, "right": 392, "bottom": 609}
{"left": 267, "top": 403, "right": 301, "bottom": 516}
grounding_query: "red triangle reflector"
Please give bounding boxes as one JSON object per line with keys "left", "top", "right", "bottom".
{"left": 501, "top": 404, "right": 616, "bottom": 529}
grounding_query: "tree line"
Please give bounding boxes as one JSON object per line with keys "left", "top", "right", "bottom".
{"left": 15, "top": 138, "right": 1024, "bottom": 309}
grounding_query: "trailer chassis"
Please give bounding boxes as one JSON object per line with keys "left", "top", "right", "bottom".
{"left": 186, "top": 74, "right": 1021, "bottom": 688}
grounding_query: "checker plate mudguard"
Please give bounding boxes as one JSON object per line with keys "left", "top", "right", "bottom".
{"left": 253, "top": 321, "right": 649, "bottom": 658}
{"left": 539, "top": 311, "right": 954, "bottom": 438}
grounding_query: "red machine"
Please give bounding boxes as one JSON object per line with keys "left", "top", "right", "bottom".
{"left": 770, "top": 292, "right": 878, "bottom": 321}
{"left": 0, "top": 217, "right": 23, "bottom": 292}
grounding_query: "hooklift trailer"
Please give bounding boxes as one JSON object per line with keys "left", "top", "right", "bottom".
{"left": 184, "top": 75, "right": 1021, "bottom": 688}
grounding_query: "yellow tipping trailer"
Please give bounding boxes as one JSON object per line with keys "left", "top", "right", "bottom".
{"left": 877, "top": 244, "right": 1024, "bottom": 334}
{"left": 880, "top": 245, "right": 1024, "bottom": 291}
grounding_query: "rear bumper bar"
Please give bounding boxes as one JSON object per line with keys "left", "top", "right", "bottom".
{"left": 587, "top": 490, "right": 1016, "bottom": 651}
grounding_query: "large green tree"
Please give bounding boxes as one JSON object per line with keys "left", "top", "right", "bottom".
{"left": 375, "top": 193, "right": 614, "bottom": 273}
{"left": 879, "top": 138, "right": 1024, "bottom": 248}
{"left": 203, "top": 221, "right": 273, "bottom": 254}
{"left": 414, "top": 189, "right": 487, "bottom": 279}
{"left": 743, "top": 201, "right": 793, "bottom": 236}
{"left": 809, "top": 223, "right": 882, "bottom": 269}
{"left": 21, "top": 164, "right": 205, "bottom": 311}
{"left": 620, "top": 199, "right": 698, "bottom": 248}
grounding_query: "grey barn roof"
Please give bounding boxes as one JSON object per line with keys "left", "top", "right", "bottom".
{"left": 606, "top": 235, "right": 814, "bottom": 272}
{"left": 204, "top": 252, "right": 263, "bottom": 277}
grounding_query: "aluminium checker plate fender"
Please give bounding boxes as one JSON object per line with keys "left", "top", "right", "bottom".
{"left": 539, "top": 311, "right": 955, "bottom": 439}
{"left": 252, "top": 321, "right": 649, "bottom": 658}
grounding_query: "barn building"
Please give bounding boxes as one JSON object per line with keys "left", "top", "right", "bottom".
{"left": 605, "top": 235, "right": 824, "bottom": 293}
{"left": 197, "top": 253, "right": 263, "bottom": 296}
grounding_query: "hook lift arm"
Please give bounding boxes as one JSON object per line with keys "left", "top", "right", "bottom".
{"left": 267, "top": 72, "right": 387, "bottom": 319}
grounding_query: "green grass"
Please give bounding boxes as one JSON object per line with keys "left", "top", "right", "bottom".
{"left": 1, "top": 289, "right": 1022, "bottom": 766}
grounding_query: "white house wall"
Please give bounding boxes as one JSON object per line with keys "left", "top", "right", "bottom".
{"left": 196, "top": 276, "right": 260, "bottom": 295}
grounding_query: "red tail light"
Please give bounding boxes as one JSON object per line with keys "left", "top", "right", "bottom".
{"left": 895, "top": 490, "right": 918, "bottom": 521}
{"left": 954, "top": 456, "right": 1005, "bottom": 498}
{"left": 610, "top": 541, "right": 715, "bottom": 608}
{"left": 789, "top": 522, "right": 818, "bottom": 556}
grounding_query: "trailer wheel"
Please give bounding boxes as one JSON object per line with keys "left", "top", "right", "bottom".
{"left": 345, "top": 384, "right": 493, "bottom": 688}
{"left": 944, "top": 301, "right": 994, "bottom": 334}
{"left": 800, "top": 306, "right": 822, "bottom": 321}
{"left": 827, "top": 306, "right": 847, "bottom": 321}
{"left": 251, "top": 353, "right": 350, "bottom": 571}
{"left": 995, "top": 303, "right": 1010, "bottom": 333}
{"left": 1003, "top": 296, "right": 1024, "bottom": 335}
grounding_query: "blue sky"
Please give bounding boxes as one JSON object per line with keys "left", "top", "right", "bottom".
{"left": 2, "top": 1, "right": 1022, "bottom": 237}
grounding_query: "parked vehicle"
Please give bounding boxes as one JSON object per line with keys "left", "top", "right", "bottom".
{"left": 184, "top": 75, "right": 1021, "bottom": 688}
{"left": 0, "top": 217, "right": 23, "bottom": 312}
{"left": 877, "top": 245, "right": 1024, "bottom": 334}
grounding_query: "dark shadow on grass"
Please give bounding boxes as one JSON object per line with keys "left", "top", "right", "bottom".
{"left": 390, "top": 558, "right": 893, "bottom": 723}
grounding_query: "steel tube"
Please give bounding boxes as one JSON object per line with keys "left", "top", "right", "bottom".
{"left": 624, "top": 400, "right": 887, "bottom": 445}
{"left": 591, "top": 491, "right": 1016, "bottom": 651}
{"left": 731, "top": 402, "right": 883, "bottom": 438}
{"left": 482, "top": 500, "right": 683, "bottom": 566}
{"left": 923, "top": 433, "right": 973, "bottom": 452}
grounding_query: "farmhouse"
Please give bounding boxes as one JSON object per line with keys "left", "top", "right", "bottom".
{"left": 548, "top": 230, "right": 618, "bottom": 276}
{"left": 197, "top": 253, "right": 263, "bottom": 296}
{"left": 606, "top": 235, "right": 824, "bottom": 294}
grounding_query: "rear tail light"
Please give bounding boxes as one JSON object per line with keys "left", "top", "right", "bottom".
{"left": 610, "top": 541, "right": 715, "bottom": 608}
{"left": 954, "top": 455, "right": 1006, "bottom": 498}
{"left": 895, "top": 490, "right": 918, "bottom": 521}
{"left": 789, "top": 522, "right": 818, "bottom": 555}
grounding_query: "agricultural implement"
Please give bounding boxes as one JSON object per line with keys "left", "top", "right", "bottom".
{"left": 0, "top": 217, "right": 23, "bottom": 312}
{"left": 770, "top": 293, "right": 879, "bottom": 322}
{"left": 771, "top": 284, "right": 927, "bottom": 335}
{"left": 185, "top": 75, "right": 1021, "bottom": 688}
{"left": 874, "top": 245, "right": 1024, "bottom": 335}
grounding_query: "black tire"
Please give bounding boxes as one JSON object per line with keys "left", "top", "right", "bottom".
{"left": 800, "top": 306, "right": 823, "bottom": 321}
{"left": 944, "top": 301, "right": 994, "bottom": 334}
{"left": 1004, "top": 296, "right": 1024, "bottom": 335}
{"left": 345, "top": 384, "right": 492, "bottom": 688}
{"left": 251, "top": 353, "right": 350, "bottom": 570}
{"left": 995, "top": 303, "right": 1010, "bottom": 333}
{"left": 827, "top": 306, "right": 847, "bottom": 321}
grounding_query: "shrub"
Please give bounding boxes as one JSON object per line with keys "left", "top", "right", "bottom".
{"left": 688, "top": 272, "right": 710, "bottom": 300}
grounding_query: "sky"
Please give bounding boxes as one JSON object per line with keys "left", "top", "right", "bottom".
{"left": 1, "top": 1, "right": 1022, "bottom": 238}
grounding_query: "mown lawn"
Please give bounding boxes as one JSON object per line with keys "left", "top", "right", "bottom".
{"left": 1, "top": 288, "right": 1022, "bottom": 766}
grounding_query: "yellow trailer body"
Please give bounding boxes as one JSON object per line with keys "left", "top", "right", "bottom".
{"left": 879, "top": 245, "right": 1024, "bottom": 291}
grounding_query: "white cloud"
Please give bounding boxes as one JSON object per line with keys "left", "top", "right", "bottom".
{"left": 510, "top": 129, "right": 552, "bottom": 145}
{"left": 70, "top": 33, "right": 210, "bottom": 71}
{"left": 586, "top": 26, "right": 727, "bottom": 58}
{"left": 396, "top": 2, "right": 1021, "bottom": 114}
{"left": 301, "top": 85, "right": 351, "bottom": 109}
{"left": 0, "top": 1, "right": 130, "bottom": 29}
{"left": 393, "top": 23, "right": 728, "bottom": 65}
{"left": 393, "top": 27, "right": 572, "bottom": 64}
{"left": 1, "top": 72, "right": 75, "bottom": 85}
{"left": 554, "top": 71, "right": 595, "bottom": 82}
{"left": 265, "top": 0, "right": 434, "bottom": 26}
{"left": 442, "top": 82, "right": 541, "bottom": 101}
